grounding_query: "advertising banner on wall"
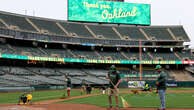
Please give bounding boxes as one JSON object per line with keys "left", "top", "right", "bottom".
{"left": 0, "top": 53, "right": 191, "bottom": 65}
{"left": 68, "top": 0, "right": 150, "bottom": 25}
{"left": 128, "top": 81, "right": 145, "bottom": 88}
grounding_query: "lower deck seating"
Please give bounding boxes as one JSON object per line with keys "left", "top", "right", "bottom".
{"left": 71, "top": 49, "right": 99, "bottom": 59}
{"left": 42, "top": 48, "right": 74, "bottom": 58}
{"left": 98, "top": 51, "right": 127, "bottom": 60}
{"left": 120, "top": 69, "right": 173, "bottom": 80}
{"left": 151, "top": 52, "right": 179, "bottom": 61}
{"left": 0, "top": 67, "right": 109, "bottom": 87}
{"left": 0, "top": 65, "right": 183, "bottom": 87}
{"left": 177, "top": 51, "right": 193, "bottom": 60}
{"left": 124, "top": 51, "right": 151, "bottom": 60}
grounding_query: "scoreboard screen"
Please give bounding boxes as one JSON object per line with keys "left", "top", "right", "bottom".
{"left": 68, "top": 0, "right": 150, "bottom": 25}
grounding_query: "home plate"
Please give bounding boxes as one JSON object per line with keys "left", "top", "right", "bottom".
{"left": 9, "top": 107, "right": 17, "bottom": 110}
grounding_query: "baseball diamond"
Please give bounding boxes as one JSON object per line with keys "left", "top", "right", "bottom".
{"left": 0, "top": 0, "right": 194, "bottom": 110}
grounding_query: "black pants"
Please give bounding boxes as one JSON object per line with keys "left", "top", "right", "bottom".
{"left": 21, "top": 96, "right": 27, "bottom": 104}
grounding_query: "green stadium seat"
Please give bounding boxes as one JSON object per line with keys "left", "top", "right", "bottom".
{"left": 42, "top": 48, "right": 74, "bottom": 58}
{"left": 170, "top": 26, "right": 190, "bottom": 41}
{"left": 142, "top": 27, "right": 173, "bottom": 40}
{"left": 29, "top": 18, "right": 65, "bottom": 35}
{"left": 98, "top": 51, "right": 127, "bottom": 60}
{"left": 0, "top": 21, "right": 6, "bottom": 28}
{"left": 71, "top": 49, "right": 99, "bottom": 59}
{"left": 87, "top": 25, "right": 120, "bottom": 39}
{"left": 0, "top": 12, "right": 36, "bottom": 32}
{"left": 177, "top": 51, "right": 193, "bottom": 60}
{"left": 115, "top": 26, "right": 146, "bottom": 40}
{"left": 60, "top": 22, "right": 93, "bottom": 38}
{"left": 151, "top": 52, "right": 179, "bottom": 61}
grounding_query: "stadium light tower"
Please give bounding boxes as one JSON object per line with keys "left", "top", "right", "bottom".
{"left": 23, "top": 10, "right": 27, "bottom": 15}
{"left": 139, "top": 40, "right": 142, "bottom": 80}
{"left": 33, "top": 10, "right": 35, "bottom": 16}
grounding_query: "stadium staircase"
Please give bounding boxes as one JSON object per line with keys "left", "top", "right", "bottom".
{"left": 174, "top": 52, "right": 182, "bottom": 60}
{"left": 67, "top": 49, "right": 77, "bottom": 58}
{"left": 168, "top": 70, "right": 194, "bottom": 81}
{"left": 147, "top": 52, "right": 154, "bottom": 60}
{"left": 81, "top": 69, "right": 108, "bottom": 82}
{"left": 0, "top": 18, "right": 9, "bottom": 28}
{"left": 185, "top": 67, "right": 194, "bottom": 73}
{"left": 185, "top": 66, "right": 194, "bottom": 77}
{"left": 29, "top": 18, "right": 65, "bottom": 35}
{"left": 94, "top": 51, "right": 102, "bottom": 58}
{"left": 167, "top": 28, "right": 177, "bottom": 40}
{"left": 120, "top": 51, "right": 130, "bottom": 60}
{"left": 139, "top": 28, "right": 150, "bottom": 40}
{"left": 87, "top": 25, "right": 120, "bottom": 39}
{"left": 72, "top": 77, "right": 95, "bottom": 84}
{"left": 116, "top": 26, "right": 146, "bottom": 40}
{"left": 112, "top": 27, "right": 123, "bottom": 39}
{"left": 25, "top": 18, "right": 40, "bottom": 32}
{"left": 38, "top": 47, "right": 49, "bottom": 55}
{"left": 170, "top": 26, "right": 190, "bottom": 42}
{"left": 84, "top": 25, "right": 97, "bottom": 38}
{"left": 177, "top": 51, "right": 193, "bottom": 60}
{"left": 62, "top": 22, "right": 92, "bottom": 38}
{"left": 56, "top": 22, "right": 69, "bottom": 35}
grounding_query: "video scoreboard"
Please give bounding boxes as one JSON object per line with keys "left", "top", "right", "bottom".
{"left": 68, "top": 0, "right": 150, "bottom": 25}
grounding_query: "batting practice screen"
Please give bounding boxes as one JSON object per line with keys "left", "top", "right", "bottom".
{"left": 68, "top": 0, "right": 151, "bottom": 25}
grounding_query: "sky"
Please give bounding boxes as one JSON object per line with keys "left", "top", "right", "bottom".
{"left": 0, "top": 0, "right": 193, "bottom": 47}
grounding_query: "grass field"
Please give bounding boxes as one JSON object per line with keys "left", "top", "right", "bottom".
{"left": 61, "top": 92, "right": 194, "bottom": 108}
{"left": 0, "top": 88, "right": 194, "bottom": 109}
{"left": 0, "top": 89, "right": 101, "bottom": 104}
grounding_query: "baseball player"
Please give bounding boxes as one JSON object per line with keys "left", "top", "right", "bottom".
{"left": 142, "top": 83, "right": 151, "bottom": 91}
{"left": 101, "top": 85, "right": 106, "bottom": 94}
{"left": 18, "top": 92, "right": 27, "bottom": 105}
{"left": 81, "top": 79, "right": 86, "bottom": 95}
{"left": 66, "top": 75, "right": 72, "bottom": 97}
{"left": 26, "top": 92, "right": 32, "bottom": 104}
{"left": 155, "top": 65, "right": 167, "bottom": 110}
{"left": 18, "top": 91, "right": 32, "bottom": 105}
{"left": 86, "top": 84, "right": 92, "bottom": 94}
{"left": 106, "top": 65, "right": 121, "bottom": 110}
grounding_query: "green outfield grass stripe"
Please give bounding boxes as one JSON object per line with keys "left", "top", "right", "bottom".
{"left": 167, "top": 88, "right": 194, "bottom": 91}
{"left": 0, "top": 89, "right": 101, "bottom": 104}
{"left": 61, "top": 93, "right": 194, "bottom": 108}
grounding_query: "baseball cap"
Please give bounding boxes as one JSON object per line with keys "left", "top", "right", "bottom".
{"left": 111, "top": 65, "right": 116, "bottom": 69}
{"left": 155, "top": 65, "right": 162, "bottom": 69}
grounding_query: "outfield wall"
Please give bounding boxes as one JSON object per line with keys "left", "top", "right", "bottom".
{"left": 119, "top": 81, "right": 194, "bottom": 88}
{"left": 147, "top": 81, "right": 194, "bottom": 87}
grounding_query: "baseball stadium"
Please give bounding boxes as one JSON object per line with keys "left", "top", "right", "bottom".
{"left": 0, "top": 0, "right": 194, "bottom": 110}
